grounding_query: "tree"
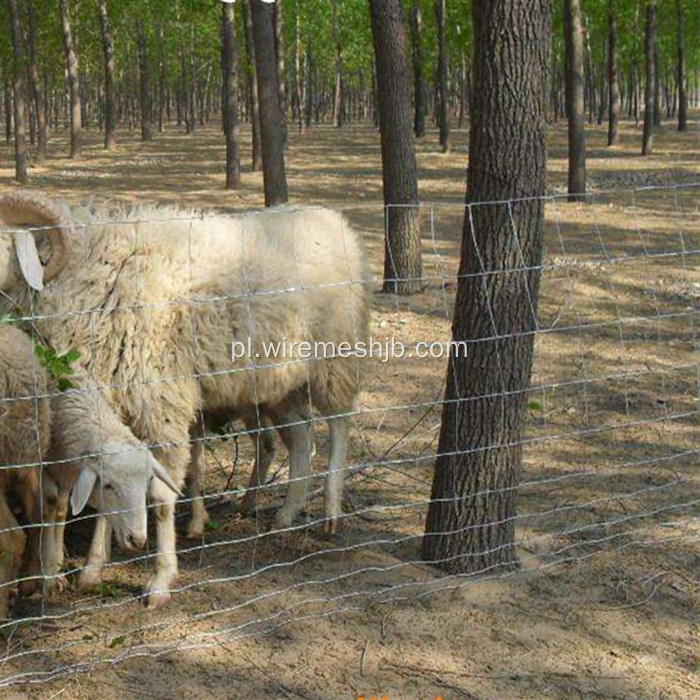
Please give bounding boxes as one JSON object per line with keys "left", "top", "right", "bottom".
{"left": 642, "top": 1, "right": 656, "bottom": 156}
{"left": 676, "top": 0, "right": 687, "bottom": 132}
{"left": 423, "top": 0, "right": 552, "bottom": 574}
{"left": 26, "top": 0, "right": 47, "bottom": 163}
{"left": 435, "top": 0, "right": 451, "bottom": 153}
{"left": 369, "top": 0, "right": 423, "bottom": 296}
{"left": 273, "top": 0, "right": 287, "bottom": 143}
{"left": 222, "top": 1, "right": 241, "bottom": 189}
{"left": 250, "top": 0, "right": 288, "bottom": 206}
{"left": 607, "top": 0, "right": 620, "bottom": 146}
{"left": 7, "top": 0, "right": 27, "bottom": 183}
{"left": 332, "top": 0, "right": 344, "bottom": 128}
{"left": 564, "top": 0, "right": 586, "bottom": 198}
{"left": 243, "top": 0, "right": 263, "bottom": 172}
{"left": 97, "top": 0, "right": 117, "bottom": 150}
{"left": 137, "top": 20, "right": 153, "bottom": 142}
{"left": 58, "top": 0, "right": 82, "bottom": 159}
{"left": 409, "top": 0, "right": 426, "bottom": 139}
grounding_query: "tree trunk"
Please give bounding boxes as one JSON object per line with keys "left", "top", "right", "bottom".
{"left": 564, "top": 0, "right": 586, "bottom": 198}
{"left": 26, "top": 0, "right": 47, "bottom": 163}
{"left": 294, "top": 3, "right": 305, "bottom": 135}
{"left": 607, "top": 0, "right": 620, "bottom": 145}
{"left": 369, "top": 0, "right": 423, "bottom": 297}
{"left": 8, "top": 0, "right": 27, "bottom": 182}
{"left": 435, "top": 0, "right": 451, "bottom": 152}
{"left": 409, "top": 0, "right": 426, "bottom": 138}
{"left": 676, "top": 0, "right": 687, "bottom": 131}
{"left": 97, "top": 0, "right": 117, "bottom": 149}
{"left": 137, "top": 21, "right": 152, "bottom": 142}
{"left": 653, "top": 30, "right": 661, "bottom": 126}
{"left": 158, "top": 23, "right": 166, "bottom": 133}
{"left": 222, "top": 2, "right": 241, "bottom": 189}
{"left": 332, "top": 1, "right": 344, "bottom": 128}
{"left": 422, "top": 0, "right": 552, "bottom": 576}
{"left": 250, "top": 0, "right": 289, "bottom": 206}
{"left": 244, "top": 0, "right": 263, "bottom": 172}
{"left": 58, "top": 0, "right": 82, "bottom": 159}
{"left": 642, "top": 1, "right": 656, "bottom": 155}
{"left": 273, "top": 0, "right": 288, "bottom": 143}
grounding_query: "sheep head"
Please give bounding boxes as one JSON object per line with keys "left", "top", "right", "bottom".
{"left": 0, "top": 192, "right": 72, "bottom": 293}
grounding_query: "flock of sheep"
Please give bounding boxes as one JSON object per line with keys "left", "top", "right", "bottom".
{"left": 0, "top": 191, "right": 370, "bottom": 616}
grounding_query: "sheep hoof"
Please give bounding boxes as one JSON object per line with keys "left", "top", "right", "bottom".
{"left": 77, "top": 569, "right": 103, "bottom": 592}
{"left": 144, "top": 584, "right": 171, "bottom": 610}
{"left": 274, "top": 509, "right": 296, "bottom": 531}
{"left": 44, "top": 575, "right": 69, "bottom": 599}
{"left": 185, "top": 518, "right": 207, "bottom": 539}
{"left": 324, "top": 518, "right": 339, "bottom": 537}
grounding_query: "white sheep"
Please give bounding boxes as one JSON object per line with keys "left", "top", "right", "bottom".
{"left": 0, "top": 193, "right": 370, "bottom": 608}
{"left": 0, "top": 323, "right": 181, "bottom": 608}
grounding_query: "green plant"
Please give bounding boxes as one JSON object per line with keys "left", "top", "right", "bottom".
{"left": 34, "top": 343, "right": 80, "bottom": 391}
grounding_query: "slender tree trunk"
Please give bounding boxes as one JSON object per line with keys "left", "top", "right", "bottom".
{"left": 564, "top": 0, "right": 586, "bottom": 198}
{"left": 26, "top": 0, "right": 46, "bottom": 163}
{"left": 369, "top": 0, "right": 423, "bottom": 296}
{"left": 250, "top": 0, "right": 288, "bottom": 206}
{"left": 653, "top": 30, "right": 661, "bottom": 126}
{"left": 97, "top": 0, "right": 117, "bottom": 149}
{"left": 244, "top": 0, "right": 263, "bottom": 172}
{"left": 158, "top": 23, "right": 166, "bottom": 133}
{"left": 607, "top": 0, "right": 620, "bottom": 145}
{"left": 222, "top": 2, "right": 241, "bottom": 189}
{"left": 304, "top": 42, "right": 314, "bottom": 131}
{"left": 8, "top": 0, "right": 27, "bottom": 182}
{"left": 642, "top": 1, "right": 656, "bottom": 155}
{"left": 435, "top": 0, "right": 451, "bottom": 152}
{"left": 273, "top": 0, "right": 288, "bottom": 143}
{"left": 422, "top": 0, "right": 552, "bottom": 576}
{"left": 332, "top": 0, "right": 344, "bottom": 128}
{"left": 409, "top": 0, "right": 426, "bottom": 138}
{"left": 58, "top": 0, "right": 82, "bottom": 159}
{"left": 294, "top": 4, "right": 305, "bottom": 135}
{"left": 676, "top": 0, "right": 687, "bottom": 131}
{"left": 4, "top": 83, "right": 12, "bottom": 144}
{"left": 137, "top": 21, "right": 152, "bottom": 142}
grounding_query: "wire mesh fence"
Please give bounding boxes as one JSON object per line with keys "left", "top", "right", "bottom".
{"left": 0, "top": 182, "right": 697, "bottom": 687}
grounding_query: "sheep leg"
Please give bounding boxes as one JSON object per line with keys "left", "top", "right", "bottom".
{"left": 239, "top": 414, "right": 277, "bottom": 517}
{"left": 324, "top": 416, "right": 348, "bottom": 536}
{"left": 185, "top": 417, "right": 209, "bottom": 539}
{"left": 16, "top": 472, "right": 42, "bottom": 597}
{"left": 0, "top": 497, "right": 25, "bottom": 620}
{"left": 145, "top": 478, "right": 178, "bottom": 609}
{"left": 274, "top": 409, "right": 313, "bottom": 530}
{"left": 38, "top": 473, "right": 68, "bottom": 598}
{"left": 77, "top": 517, "right": 112, "bottom": 592}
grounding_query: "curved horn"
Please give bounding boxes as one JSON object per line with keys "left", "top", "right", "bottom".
{"left": 0, "top": 191, "right": 73, "bottom": 282}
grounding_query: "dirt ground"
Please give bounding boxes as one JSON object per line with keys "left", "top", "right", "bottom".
{"left": 0, "top": 113, "right": 699, "bottom": 699}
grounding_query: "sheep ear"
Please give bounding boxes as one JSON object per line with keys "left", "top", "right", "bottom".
{"left": 70, "top": 468, "right": 98, "bottom": 516}
{"left": 149, "top": 454, "right": 183, "bottom": 498}
{"left": 14, "top": 231, "right": 44, "bottom": 291}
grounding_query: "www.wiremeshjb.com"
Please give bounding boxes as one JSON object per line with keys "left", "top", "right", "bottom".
{"left": 231, "top": 337, "right": 468, "bottom": 364}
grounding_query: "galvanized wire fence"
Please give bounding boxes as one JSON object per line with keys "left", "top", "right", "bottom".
{"left": 0, "top": 183, "right": 697, "bottom": 687}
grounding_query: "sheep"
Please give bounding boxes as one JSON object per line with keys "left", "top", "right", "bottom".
{"left": 0, "top": 324, "right": 182, "bottom": 609}
{"left": 0, "top": 193, "right": 371, "bottom": 608}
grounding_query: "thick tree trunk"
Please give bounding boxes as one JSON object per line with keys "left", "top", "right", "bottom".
{"left": 369, "top": 0, "right": 423, "bottom": 296}
{"left": 26, "top": 0, "right": 47, "bottom": 163}
{"left": 8, "top": 0, "right": 27, "bottom": 182}
{"left": 222, "top": 2, "right": 241, "bottom": 189}
{"left": 244, "top": 0, "right": 263, "bottom": 172}
{"left": 58, "top": 0, "right": 82, "bottom": 159}
{"left": 97, "top": 0, "right": 117, "bottom": 149}
{"left": 422, "top": 0, "right": 552, "bottom": 576}
{"left": 435, "top": 0, "right": 451, "bottom": 152}
{"left": 607, "top": 0, "right": 620, "bottom": 145}
{"left": 273, "top": 0, "right": 288, "bottom": 143}
{"left": 564, "top": 0, "right": 586, "bottom": 198}
{"left": 676, "top": 0, "right": 687, "bottom": 131}
{"left": 250, "top": 0, "right": 288, "bottom": 206}
{"left": 409, "top": 0, "right": 426, "bottom": 138}
{"left": 137, "top": 21, "right": 152, "bottom": 142}
{"left": 642, "top": 1, "right": 656, "bottom": 155}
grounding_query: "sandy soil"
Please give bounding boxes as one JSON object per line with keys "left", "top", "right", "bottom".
{"left": 0, "top": 113, "right": 699, "bottom": 699}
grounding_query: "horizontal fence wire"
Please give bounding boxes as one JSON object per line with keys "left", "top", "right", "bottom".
{"left": 0, "top": 182, "right": 697, "bottom": 687}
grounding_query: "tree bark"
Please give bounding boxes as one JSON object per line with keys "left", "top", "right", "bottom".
{"left": 243, "top": 0, "right": 263, "bottom": 172}
{"left": 435, "top": 0, "right": 451, "bottom": 152}
{"left": 607, "top": 0, "right": 620, "bottom": 145}
{"left": 97, "top": 0, "right": 117, "bottom": 149}
{"left": 26, "top": 0, "right": 46, "bottom": 163}
{"left": 653, "top": 31, "right": 661, "bottom": 126}
{"left": 58, "top": 0, "right": 82, "bottom": 159}
{"left": 137, "top": 20, "right": 152, "bottom": 142}
{"left": 676, "top": 0, "right": 687, "bottom": 131}
{"left": 273, "top": 0, "right": 288, "bottom": 143}
{"left": 422, "top": 0, "right": 552, "bottom": 576}
{"left": 642, "top": 1, "right": 656, "bottom": 155}
{"left": 8, "top": 0, "right": 27, "bottom": 182}
{"left": 250, "top": 0, "right": 289, "bottom": 206}
{"left": 369, "top": 0, "right": 423, "bottom": 296}
{"left": 294, "top": 3, "right": 305, "bottom": 135}
{"left": 564, "top": 0, "right": 586, "bottom": 198}
{"left": 409, "top": 0, "right": 426, "bottom": 138}
{"left": 332, "top": 0, "right": 344, "bottom": 128}
{"left": 222, "top": 2, "right": 241, "bottom": 189}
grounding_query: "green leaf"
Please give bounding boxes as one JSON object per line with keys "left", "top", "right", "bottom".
{"left": 108, "top": 635, "right": 125, "bottom": 649}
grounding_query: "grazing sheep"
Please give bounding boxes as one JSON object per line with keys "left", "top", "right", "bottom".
{"left": 0, "top": 193, "right": 370, "bottom": 608}
{"left": 0, "top": 324, "right": 181, "bottom": 608}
